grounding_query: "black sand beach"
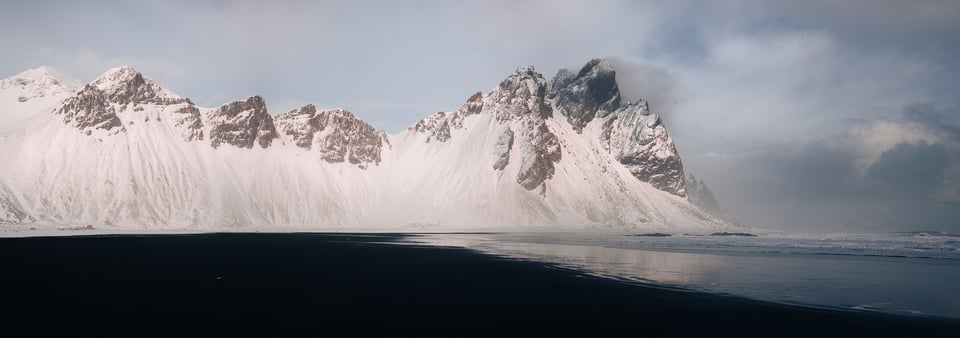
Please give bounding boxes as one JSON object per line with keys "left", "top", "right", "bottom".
{"left": 1, "top": 233, "right": 956, "bottom": 337}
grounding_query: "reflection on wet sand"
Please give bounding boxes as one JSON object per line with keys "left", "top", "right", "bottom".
{"left": 411, "top": 233, "right": 728, "bottom": 286}
{"left": 408, "top": 233, "right": 960, "bottom": 319}
{"left": 486, "top": 241, "right": 728, "bottom": 285}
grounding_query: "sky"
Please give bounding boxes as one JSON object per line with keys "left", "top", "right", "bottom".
{"left": 2, "top": 0, "right": 958, "bottom": 233}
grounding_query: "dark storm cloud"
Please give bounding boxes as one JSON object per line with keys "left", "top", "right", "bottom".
{"left": 866, "top": 142, "right": 948, "bottom": 191}
{"left": 690, "top": 103, "right": 960, "bottom": 232}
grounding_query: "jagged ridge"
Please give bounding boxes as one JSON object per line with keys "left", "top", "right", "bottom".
{"left": 0, "top": 60, "right": 725, "bottom": 229}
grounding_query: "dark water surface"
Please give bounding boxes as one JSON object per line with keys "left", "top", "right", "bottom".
{"left": 407, "top": 232, "right": 960, "bottom": 318}
{"left": 1, "top": 233, "right": 957, "bottom": 337}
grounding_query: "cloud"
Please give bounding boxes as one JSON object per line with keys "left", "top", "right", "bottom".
{"left": 607, "top": 59, "right": 684, "bottom": 118}
{"left": 843, "top": 121, "right": 948, "bottom": 173}
{"left": 865, "top": 141, "right": 949, "bottom": 192}
{"left": 687, "top": 103, "right": 960, "bottom": 232}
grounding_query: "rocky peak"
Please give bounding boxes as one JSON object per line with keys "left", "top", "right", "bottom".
{"left": 549, "top": 58, "right": 622, "bottom": 132}
{"left": 409, "top": 66, "right": 562, "bottom": 193}
{"left": 483, "top": 66, "right": 563, "bottom": 192}
{"left": 490, "top": 65, "right": 552, "bottom": 121}
{"left": 275, "top": 105, "right": 387, "bottom": 167}
{"left": 206, "top": 95, "right": 278, "bottom": 149}
{"left": 90, "top": 66, "right": 188, "bottom": 106}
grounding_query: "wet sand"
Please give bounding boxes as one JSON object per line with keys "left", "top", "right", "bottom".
{"left": 1, "top": 233, "right": 956, "bottom": 337}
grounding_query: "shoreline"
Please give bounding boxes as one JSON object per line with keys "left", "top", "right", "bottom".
{"left": 1, "top": 232, "right": 957, "bottom": 336}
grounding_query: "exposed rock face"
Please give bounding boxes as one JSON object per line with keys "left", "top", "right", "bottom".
{"left": 489, "top": 66, "right": 562, "bottom": 192}
{"left": 206, "top": 96, "right": 278, "bottom": 149}
{"left": 410, "top": 112, "right": 452, "bottom": 143}
{"left": 275, "top": 105, "right": 388, "bottom": 167}
{"left": 550, "top": 58, "right": 621, "bottom": 133}
{"left": 516, "top": 120, "right": 561, "bottom": 192}
{"left": 492, "top": 128, "right": 514, "bottom": 170}
{"left": 550, "top": 59, "right": 686, "bottom": 197}
{"left": 172, "top": 105, "right": 203, "bottom": 141}
{"left": 55, "top": 85, "right": 124, "bottom": 135}
{"left": 601, "top": 100, "right": 686, "bottom": 196}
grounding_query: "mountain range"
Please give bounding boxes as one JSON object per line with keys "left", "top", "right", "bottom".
{"left": 0, "top": 58, "right": 728, "bottom": 231}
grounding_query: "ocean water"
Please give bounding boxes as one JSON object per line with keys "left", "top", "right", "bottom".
{"left": 405, "top": 231, "right": 960, "bottom": 319}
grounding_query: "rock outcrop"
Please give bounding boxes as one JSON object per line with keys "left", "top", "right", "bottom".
{"left": 275, "top": 105, "right": 388, "bottom": 167}
{"left": 55, "top": 85, "right": 124, "bottom": 135}
{"left": 205, "top": 96, "right": 278, "bottom": 149}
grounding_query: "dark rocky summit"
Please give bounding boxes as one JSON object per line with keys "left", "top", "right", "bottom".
{"left": 206, "top": 96, "right": 278, "bottom": 149}
{"left": 549, "top": 58, "right": 622, "bottom": 133}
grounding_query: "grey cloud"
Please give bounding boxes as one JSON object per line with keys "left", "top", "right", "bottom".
{"left": 607, "top": 58, "right": 684, "bottom": 118}
{"left": 690, "top": 103, "right": 960, "bottom": 232}
{"left": 866, "top": 141, "right": 949, "bottom": 192}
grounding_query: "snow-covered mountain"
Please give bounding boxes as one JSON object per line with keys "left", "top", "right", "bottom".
{"left": 0, "top": 60, "right": 727, "bottom": 230}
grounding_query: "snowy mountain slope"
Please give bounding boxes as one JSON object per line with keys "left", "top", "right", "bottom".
{"left": 0, "top": 67, "right": 375, "bottom": 228}
{"left": 0, "top": 60, "right": 726, "bottom": 230}
{"left": 0, "top": 66, "right": 79, "bottom": 129}
{"left": 0, "top": 177, "right": 30, "bottom": 224}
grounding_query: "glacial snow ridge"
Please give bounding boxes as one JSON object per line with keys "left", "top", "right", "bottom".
{"left": 0, "top": 59, "right": 728, "bottom": 231}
